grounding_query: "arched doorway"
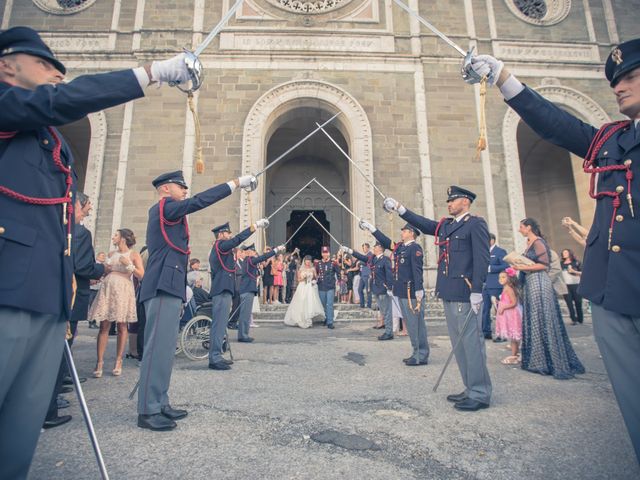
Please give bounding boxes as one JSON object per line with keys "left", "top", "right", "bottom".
{"left": 264, "top": 107, "right": 350, "bottom": 255}
{"left": 59, "top": 117, "right": 91, "bottom": 190}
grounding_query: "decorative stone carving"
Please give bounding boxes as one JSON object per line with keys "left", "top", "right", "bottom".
{"left": 33, "top": 0, "right": 97, "bottom": 15}
{"left": 502, "top": 84, "right": 610, "bottom": 251}
{"left": 266, "top": 0, "right": 352, "bottom": 14}
{"left": 504, "top": 0, "right": 571, "bottom": 26}
{"left": 83, "top": 111, "right": 107, "bottom": 237}
{"left": 241, "top": 79, "right": 374, "bottom": 250}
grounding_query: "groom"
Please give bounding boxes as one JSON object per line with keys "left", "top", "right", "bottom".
{"left": 316, "top": 246, "right": 340, "bottom": 329}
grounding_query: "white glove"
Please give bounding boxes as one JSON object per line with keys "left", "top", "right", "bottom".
{"left": 311, "top": 279, "right": 317, "bottom": 286}
{"left": 383, "top": 197, "right": 406, "bottom": 215}
{"left": 255, "top": 218, "right": 269, "bottom": 229}
{"left": 470, "top": 292, "right": 483, "bottom": 314}
{"left": 386, "top": 290, "right": 393, "bottom": 297}
{"left": 467, "top": 55, "right": 504, "bottom": 86}
{"left": 238, "top": 175, "right": 258, "bottom": 192}
{"left": 150, "top": 53, "right": 190, "bottom": 85}
{"left": 340, "top": 245, "right": 353, "bottom": 255}
{"left": 415, "top": 290, "right": 424, "bottom": 303}
{"left": 274, "top": 245, "right": 285, "bottom": 254}
{"left": 358, "top": 220, "right": 376, "bottom": 233}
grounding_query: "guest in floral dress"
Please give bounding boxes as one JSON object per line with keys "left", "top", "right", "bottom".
{"left": 513, "top": 218, "right": 585, "bottom": 379}
{"left": 89, "top": 229, "right": 144, "bottom": 378}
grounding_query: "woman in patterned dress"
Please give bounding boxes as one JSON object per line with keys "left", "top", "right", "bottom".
{"left": 513, "top": 218, "right": 585, "bottom": 379}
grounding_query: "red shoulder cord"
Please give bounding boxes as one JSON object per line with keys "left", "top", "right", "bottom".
{"left": 0, "top": 128, "right": 74, "bottom": 255}
{"left": 391, "top": 241, "right": 401, "bottom": 280}
{"left": 582, "top": 120, "right": 633, "bottom": 249}
{"left": 158, "top": 197, "right": 191, "bottom": 255}
{"left": 245, "top": 257, "right": 258, "bottom": 280}
{"left": 434, "top": 217, "right": 450, "bottom": 274}
{"left": 214, "top": 239, "right": 237, "bottom": 273}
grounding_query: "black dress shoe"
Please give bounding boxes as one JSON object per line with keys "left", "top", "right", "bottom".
{"left": 222, "top": 358, "right": 234, "bottom": 365}
{"left": 446, "top": 392, "right": 468, "bottom": 403}
{"left": 227, "top": 322, "right": 238, "bottom": 330}
{"left": 208, "top": 361, "right": 231, "bottom": 371}
{"left": 402, "top": 356, "right": 413, "bottom": 363}
{"left": 492, "top": 337, "right": 507, "bottom": 343}
{"left": 484, "top": 333, "right": 492, "bottom": 340}
{"left": 161, "top": 405, "right": 188, "bottom": 420}
{"left": 63, "top": 376, "right": 86, "bottom": 385}
{"left": 453, "top": 398, "right": 490, "bottom": 412}
{"left": 405, "top": 358, "right": 429, "bottom": 366}
{"left": 378, "top": 333, "right": 394, "bottom": 341}
{"left": 43, "top": 414, "right": 72, "bottom": 429}
{"left": 238, "top": 337, "right": 254, "bottom": 343}
{"left": 137, "top": 414, "right": 176, "bottom": 431}
{"left": 60, "top": 386, "right": 73, "bottom": 394}
{"left": 57, "top": 397, "right": 70, "bottom": 409}
{"left": 327, "top": 324, "right": 335, "bottom": 329}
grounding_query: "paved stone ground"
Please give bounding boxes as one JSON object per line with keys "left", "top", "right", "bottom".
{"left": 30, "top": 316, "right": 639, "bottom": 479}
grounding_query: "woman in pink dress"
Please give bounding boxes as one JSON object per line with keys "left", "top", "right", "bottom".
{"left": 495, "top": 267, "right": 523, "bottom": 365}
{"left": 89, "top": 229, "right": 144, "bottom": 378}
{"left": 272, "top": 254, "right": 285, "bottom": 303}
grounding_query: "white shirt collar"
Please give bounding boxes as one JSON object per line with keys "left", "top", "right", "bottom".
{"left": 404, "top": 239, "right": 415, "bottom": 246}
{"left": 376, "top": 254, "right": 383, "bottom": 259}
{"left": 490, "top": 244, "right": 495, "bottom": 252}
{"left": 455, "top": 212, "right": 470, "bottom": 223}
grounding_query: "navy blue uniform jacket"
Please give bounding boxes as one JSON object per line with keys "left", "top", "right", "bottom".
{"left": 353, "top": 251, "right": 393, "bottom": 295}
{"left": 316, "top": 260, "right": 340, "bottom": 291}
{"left": 485, "top": 245, "right": 508, "bottom": 291}
{"left": 239, "top": 250, "right": 276, "bottom": 295}
{"left": 372, "top": 230, "right": 424, "bottom": 299}
{"left": 0, "top": 71, "right": 143, "bottom": 317}
{"left": 71, "top": 223, "right": 105, "bottom": 322}
{"left": 140, "top": 183, "right": 233, "bottom": 303}
{"left": 209, "top": 227, "right": 254, "bottom": 297}
{"left": 508, "top": 86, "right": 640, "bottom": 315}
{"left": 399, "top": 209, "right": 489, "bottom": 302}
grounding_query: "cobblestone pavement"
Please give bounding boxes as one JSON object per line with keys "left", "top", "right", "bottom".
{"left": 30, "top": 316, "right": 639, "bottom": 479}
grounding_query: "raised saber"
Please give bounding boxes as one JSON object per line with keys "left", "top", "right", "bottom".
{"left": 392, "top": 0, "right": 481, "bottom": 82}
{"left": 309, "top": 212, "right": 343, "bottom": 246}
{"left": 284, "top": 214, "right": 313, "bottom": 246}
{"left": 267, "top": 178, "right": 317, "bottom": 221}
{"left": 194, "top": 0, "right": 243, "bottom": 57}
{"left": 312, "top": 179, "right": 361, "bottom": 222}
{"left": 255, "top": 112, "right": 342, "bottom": 178}
{"left": 315, "top": 123, "right": 386, "bottom": 200}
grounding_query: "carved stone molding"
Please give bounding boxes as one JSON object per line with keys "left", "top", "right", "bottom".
{"left": 32, "top": 0, "right": 97, "bottom": 15}
{"left": 83, "top": 110, "right": 107, "bottom": 237}
{"left": 265, "top": 0, "right": 353, "bottom": 14}
{"left": 241, "top": 79, "right": 374, "bottom": 250}
{"left": 502, "top": 84, "right": 610, "bottom": 250}
{"left": 504, "top": 0, "right": 571, "bottom": 26}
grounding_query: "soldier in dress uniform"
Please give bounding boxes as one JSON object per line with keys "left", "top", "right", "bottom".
{"left": 467, "top": 39, "right": 640, "bottom": 457}
{"left": 238, "top": 244, "right": 284, "bottom": 342}
{"left": 137, "top": 171, "right": 258, "bottom": 431}
{"left": 208, "top": 219, "right": 268, "bottom": 370}
{"left": 359, "top": 221, "right": 429, "bottom": 364}
{"left": 342, "top": 242, "right": 394, "bottom": 340}
{"left": 384, "top": 186, "right": 491, "bottom": 411}
{"left": 315, "top": 246, "right": 341, "bottom": 329}
{"left": 0, "top": 26, "right": 192, "bottom": 475}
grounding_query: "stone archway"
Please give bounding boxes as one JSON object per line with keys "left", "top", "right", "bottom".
{"left": 502, "top": 83, "right": 611, "bottom": 251}
{"left": 240, "top": 80, "right": 374, "bottom": 251}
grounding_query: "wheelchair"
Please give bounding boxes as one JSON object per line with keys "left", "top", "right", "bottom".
{"left": 179, "top": 302, "right": 232, "bottom": 361}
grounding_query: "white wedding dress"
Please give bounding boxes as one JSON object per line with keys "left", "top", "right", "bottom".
{"left": 284, "top": 267, "right": 325, "bottom": 328}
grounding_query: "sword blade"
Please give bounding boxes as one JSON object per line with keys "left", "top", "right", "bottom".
{"left": 312, "top": 179, "right": 360, "bottom": 221}
{"left": 193, "top": 0, "right": 244, "bottom": 57}
{"left": 256, "top": 112, "right": 342, "bottom": 178}
{"left": 316, "top": 123, "right": 386, "bottom": 200}
{"left": 267, "top": 178, "right": 317, "bottom": 221}
{"left": 309, "top": 212, "right": 342, "bottom": 246}
{"left": 392, "top": 0, "right": 466, "bottom": 57}
{"left": 284, "top": 213, "right": 313, "bottom": 246}
{"left": 432, "top": 308, "right": 474, "bottom": 392}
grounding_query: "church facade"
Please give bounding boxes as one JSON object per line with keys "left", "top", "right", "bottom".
{"left": 3, "top": 0, "right": 638, "bottom": 285}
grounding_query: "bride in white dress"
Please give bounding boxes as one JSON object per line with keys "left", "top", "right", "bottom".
{"left": 284, "top": 256, "right": 325, "bottom": 328}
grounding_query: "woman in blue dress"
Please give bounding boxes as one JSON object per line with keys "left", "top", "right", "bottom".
{"left": 514, "top": 218, "right": 585, "bottom": 379}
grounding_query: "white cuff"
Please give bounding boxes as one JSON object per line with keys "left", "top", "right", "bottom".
{"left": 398, "top": 205, "right": 407, "bottom": 215}
{"left": 227, "top": 180, "right": 237, "bottom": 192}
{"left": 133, "top": 67, "right": 150, "bottom": 90}
{"left": 499, "top": 74, "right": 525, "bottom": 101}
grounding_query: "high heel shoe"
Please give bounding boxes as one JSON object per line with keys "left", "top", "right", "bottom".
{"left": 112, "top": 358, "right": 123, "bottom": 376}
{"left": 93, "top": 362, "right": 103, "bottom": 378}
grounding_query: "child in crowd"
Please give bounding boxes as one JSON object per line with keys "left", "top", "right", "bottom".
{"left": 338, "top": 271, "right": 348, "bottom": 303}
{"left": 495, "top": 267, "right": 523, "bottom": 365}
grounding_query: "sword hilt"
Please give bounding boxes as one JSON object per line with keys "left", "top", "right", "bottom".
{"left": 169, "top": 49, "right": 204, "bottom": 93}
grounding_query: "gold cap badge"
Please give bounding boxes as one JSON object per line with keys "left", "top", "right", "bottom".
{"left": 612, "top": 47, "right": 623, "bottom": 65}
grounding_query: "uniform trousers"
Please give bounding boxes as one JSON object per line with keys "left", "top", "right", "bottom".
{"left": 398, "top": 298, "right": 429, "bottom": 362}
{"left": 376, "top": 293, "right": 393, "bottom": 336}
{"left": 46, "top": 320, "right": 79, "bottom": 420}
{"left": 237, "top": 292, "right": 254, "bottom": 340}
{"left": 443, "top": 301, "right": 492, "bottom": 404}
{"left": 137, "top": 293, "right": 182, "bottom": 415}
{"left": 318, "top": 289, "right": 335, "bottom": 326}
{"left": 591, "top": 304, "right": 640, "bottom": 462}
{"left": 0, "top": 308, "right": 66, "bottom": 480}
{"left": 209, "top": 292, "right": 232, "bottom": 364}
